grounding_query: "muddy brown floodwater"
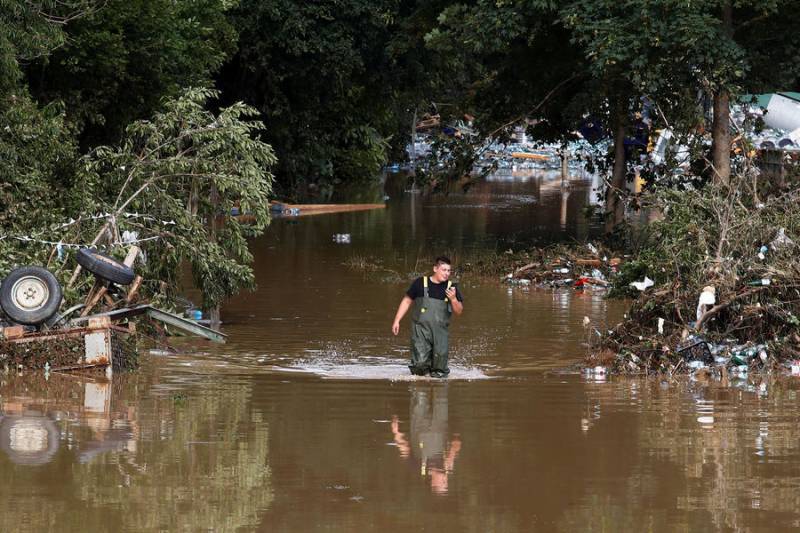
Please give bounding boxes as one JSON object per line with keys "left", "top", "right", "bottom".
{"left": 4, "top": 171, "right": 800, "bottom": 532}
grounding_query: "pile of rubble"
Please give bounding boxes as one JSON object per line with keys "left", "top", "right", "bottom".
{"left": 1, "top": 245, "right": 225, "bottom": 374}
{"left": 502, "top": 243, "right": 622, "bottom": 290}
{"left": 585, "top": 170, "right": 800, "bottom": 378}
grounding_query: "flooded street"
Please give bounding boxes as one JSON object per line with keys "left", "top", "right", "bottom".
{"left": 4, "top": 172, "right": 800, "bottom": 531}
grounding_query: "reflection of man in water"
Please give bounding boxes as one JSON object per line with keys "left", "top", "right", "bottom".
{"left": 392, "top": 256, "right": 464, "bottom": 378}
{"left": 391, "top": 385, "right": 461, "bottom": 494}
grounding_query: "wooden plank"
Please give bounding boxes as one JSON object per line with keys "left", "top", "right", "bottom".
{"left": 270, "top": 202, "right": 385, "bottom": 217}
{"left": 125, "top": 275, "right": 143, "bottom": 303}
{"left": 510, "top": 152, "right": 549, "bottom": 160}
{"left": 2, "top": 326, "right": 25, "bottom": 340}
{"left": 286, "top": 203, "right": 385, "bottom": 212}
{"left": 81, "top": 284, "right": 108, "bottom": 317}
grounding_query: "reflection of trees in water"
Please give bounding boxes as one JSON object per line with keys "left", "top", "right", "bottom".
{"left": 0, "top": 371, "right": 272, "bottom": 532}
{"left": 570, "top": 378, "right": 800, "bottom": 531}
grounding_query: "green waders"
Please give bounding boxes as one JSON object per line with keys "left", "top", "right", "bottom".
{"left": 409, "top": 277, "right": 452, "bottom": 377}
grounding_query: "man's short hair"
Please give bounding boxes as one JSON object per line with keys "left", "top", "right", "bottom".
{"left": 434, "top": 256, "right": 451, "bottom": 266}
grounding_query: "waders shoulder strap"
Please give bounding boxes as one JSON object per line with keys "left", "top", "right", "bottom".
{"left": 423, "top": 276, "right": 429, "bottom": 298}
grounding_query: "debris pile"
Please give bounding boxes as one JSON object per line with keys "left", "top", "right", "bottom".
{"left": 586, "top": 171, "right": 800, "bottom": 377}
{"left": 1, "top": 243, "right": 225, "bottom": 374}
{"left": 502, "top": 243, "right": 621, "bottom": 290}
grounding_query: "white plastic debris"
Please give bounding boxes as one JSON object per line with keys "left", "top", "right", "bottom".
{"left": 771, "top": 228, "right": 794, "bottom": 249}
{"left": 688, "top": 360, "right": 706, "bottom": 370}
{"left": 696, "top": 285, "right": 716, "bottom": 321}
{"left": 121, "top": 230, "right": 139, "bottom": 244}
{"left": 629, "top": 276, "right": 654, "bottom": 291}
{"left": 657, "top": 317, "right": 665, "bottom": 335}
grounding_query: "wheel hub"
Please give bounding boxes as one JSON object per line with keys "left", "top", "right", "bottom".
{"left": 11, "top": 276, "right": 49, "bottom": 311}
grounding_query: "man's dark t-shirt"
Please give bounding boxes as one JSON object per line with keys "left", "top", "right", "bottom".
{"left": 406, "top": 277, "right": 464, "bottom": 302}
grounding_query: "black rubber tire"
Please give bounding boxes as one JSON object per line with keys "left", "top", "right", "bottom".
{"left": 76, "top": 248, "right": 135, "bottom": 285}
{"left": 0, "top": 266, "right": 63, "bottom": 326}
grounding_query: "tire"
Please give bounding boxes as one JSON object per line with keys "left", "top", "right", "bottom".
{"left": 76, "top": 248, "right": 135, "bottom": 285}
{"left": 0, "top": 266, "right": 63, "bottom": 326}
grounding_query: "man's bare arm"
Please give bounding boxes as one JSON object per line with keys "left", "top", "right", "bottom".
{"left": 392, "top": 296, "right": 413, "bottom": 335}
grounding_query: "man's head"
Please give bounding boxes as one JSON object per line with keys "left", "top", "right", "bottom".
{"left": 431, "top": 256, "right": 452, "bottom": 282}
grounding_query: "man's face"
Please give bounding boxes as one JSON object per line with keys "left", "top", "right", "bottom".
{"left": 433, "top": 262, "right": 451, "bottom": 281}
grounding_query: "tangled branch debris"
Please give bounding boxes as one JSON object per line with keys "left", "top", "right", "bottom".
{"left": 587, "top": 166, "right": 800, "bottom": 377}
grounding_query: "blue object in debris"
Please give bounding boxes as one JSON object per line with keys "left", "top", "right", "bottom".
{"left": 231, "top": 206, "right": 241, "bottom": 216}
{"left": 192, "top": 309, "right": 203, "bottom": 321}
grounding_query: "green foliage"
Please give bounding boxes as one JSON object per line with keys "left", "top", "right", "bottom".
{"left": 427, "top": 0, "right": 588, "bottom": 141}
{"left": 27, "top": 0, "right": 237, "bottom": 148}
{"left": 1, "top": 1, "right": 104, "bottom": 99}
{"left": 0, "top": 92, "right": 78, "bottom": 273}
{"left": 221, "top": 0, "right": 453, "bottom": 199}
{"left": 70, "top": 88, "right": 276, "bottom": 310}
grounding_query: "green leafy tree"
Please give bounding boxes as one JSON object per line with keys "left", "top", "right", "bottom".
{"left": 70, "top": 88, "right": 276, "bottom": 316}
{"left": 26, "top": 0, "right": 237, "bottom": 148}
{"left": 0, "top": 94, "right": 79, "bottom": 273}
{"left": 0, "top": 0, "right": 99, "bottom": 96}
{"left": 220, "top": 0, "right": 417, "bottom": 200}
{"left": 563, "top": 0, "right": 800, "bottom": 187}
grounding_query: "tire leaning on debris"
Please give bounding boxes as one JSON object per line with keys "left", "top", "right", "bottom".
{"left": 0, "top": 266, "right": 63, "bottom": 326}
{"left": 76, "top": 248, "right": 135, "bottom": 285}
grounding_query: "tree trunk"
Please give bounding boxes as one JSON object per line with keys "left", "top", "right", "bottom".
{"left": 605, "top": 106, "right": 627, "bottom": 235}
{"left": 711, "top": 3, "right": 733, "bottom": 185}
{"left": 712, "top": 89, "right": 732, "bottom": 185}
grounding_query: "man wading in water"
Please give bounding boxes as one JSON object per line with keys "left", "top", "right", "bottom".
{"left": 392, "top": 256, "right": 464, "bottom": 377}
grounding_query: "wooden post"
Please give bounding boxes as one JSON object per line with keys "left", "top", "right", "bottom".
{"left": 125, "top": 276, "right": 143, "bottom": 304}
{"left": 80, "top": 282, "right": 109, "bottom": 317}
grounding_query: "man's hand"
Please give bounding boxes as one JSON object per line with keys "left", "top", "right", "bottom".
{"left": 446, "top": 288, "right": 463, "bottom": 315}
{"left": 392, "top": 321, "right": 400, "bottom": 335}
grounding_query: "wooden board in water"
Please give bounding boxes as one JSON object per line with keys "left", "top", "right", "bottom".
{"left": 273, "top": 202, "right": 386, "bottom": 217}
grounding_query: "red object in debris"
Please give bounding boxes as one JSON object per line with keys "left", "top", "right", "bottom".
{"left": 574, "top": 277, "right": 589, "bottom": 288}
